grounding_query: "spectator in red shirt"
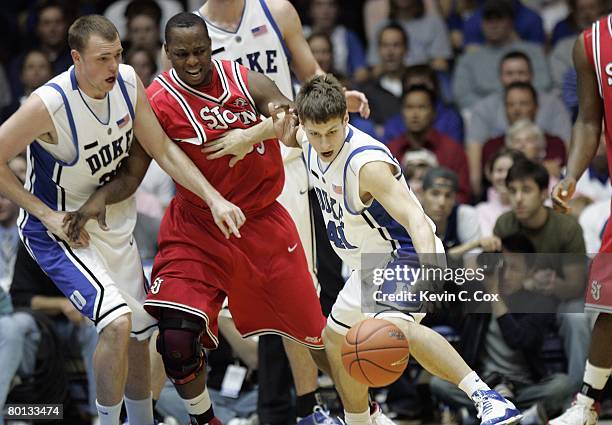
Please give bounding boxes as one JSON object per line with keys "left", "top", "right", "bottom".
{"left": 388, "top": 85, "right": 472, "bottom": 203}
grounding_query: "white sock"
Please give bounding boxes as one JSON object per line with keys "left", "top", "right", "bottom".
{"left": 184, "top": 387, "right": 212, "bottom": 416}
{"left": 458, "top": 371, "right": 490, "bottom": 398}
{"left": 125, "top": 393, "right": 154, "bottom": 425}
{"left": 344, "top": 408, "right": 372, "bottom": 425}
{"left": 584, "top": 361, "right": 612, "bottom": 390}
{"left": 576, "top": 393, "right": 595, "bottom": 408}
{"left": 96, "top": 399, "right": 123, "bottom": 425}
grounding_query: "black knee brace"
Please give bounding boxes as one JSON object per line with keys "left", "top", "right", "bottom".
{"left": 156, "top": 314, "right": 206, "bottom": 385}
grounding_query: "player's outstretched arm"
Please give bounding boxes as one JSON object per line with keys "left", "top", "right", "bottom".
{"left": 360, "top": 161, "right": 437, "bottom": 255}
{"left": 202, "top": 70, "right": 295, "bottom": 164}
{"left": 552, "top": 33, "right": 603, "bottom": 213}
{"left": 63, "top": 140, "right": 152, "bottom": 241}
{"left": 132, "top": 76, "right": 246, "bottom": 238}
{"left": 0, "top": 94, "right": 88, "bottom": 246}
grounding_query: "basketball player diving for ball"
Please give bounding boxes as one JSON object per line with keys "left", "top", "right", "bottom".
{"left": 265, "top": 74, "right": 523, "bottom": 425}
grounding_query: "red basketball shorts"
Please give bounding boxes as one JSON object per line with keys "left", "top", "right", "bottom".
{"left": 144, "top": 196, "right": 326, "bottom": 349}
{"left": 586, "top": 214, "right": 612, "bottom": 312}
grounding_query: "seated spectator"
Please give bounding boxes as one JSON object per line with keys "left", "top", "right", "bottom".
{"left": 481, "top": 82, "right": 567, "bottom": 180}
{"left": 382, "top": 64, "right": 464, "bottom": 144}
{"left": 306, "top": 33, "right": 378, "bottom": 138}
{"left": 439, "top": 0, "right": 480, "bottom": 52}
{"left": 420, "top": 167, "right": 495, "bottom": 259}
{"left": 494, "top": 159, "right": 590, "bottom": 389}
{"left": 401, "top": 148, "right": 438, "bottom": 202}
{"left": 123, "top": 0, "right": 163, "bottom": 71}
{"left": 125, "top": 47, "right": 157, "bottom": 87}
{"left": 430, "top": 234, "right": 573, "bottom": 423}
{"left": 388, "top": 85, "right": 471, "bottom": 202}
{"left": 550, "top": 0, "right": 607, "bottom": 46}
{"left": 358, "top": 23, "right": 409, "bottom": 128}
{"left": 367, "top": 0, "right": 452, "bottom": 71}
{"left": 0, "top": 172, "right": 19, "bottom": 290}
{"left": 8, "top": 243, "right": 98, "bottom": 422}
{"left": 452, "top": 0, "right": 551, "bottom": 111}
{"left": 304, "top": 0, "right": 368, "bottom": 82}
{"left": 104, "top": 0, "right": 183, "bottom": 41}
{"left": 465, "top": 51, "right": 570, "bottom": 195}
{"left": 8, "top": 1, "right": 71, "bottom": 101}
{"left": 462, "top": 0, "right": 545, "bottom": 47}
{"left": 1, "top": 50, "right": 53, "bottom": 122}
{"left": 504, "top": 120, "right": 563, "bottom": 183}
{"left": 476, "top": 149, "right": 526, "bottom": 236}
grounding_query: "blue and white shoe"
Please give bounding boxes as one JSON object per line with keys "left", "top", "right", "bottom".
{"left": 472, "top": 389, "right": 522, "bottom": 425}
{"left": 297, "top": 406, "right": 345, "bottom": 425}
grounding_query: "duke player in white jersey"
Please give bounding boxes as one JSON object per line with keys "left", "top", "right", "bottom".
{"left": 270, "top": 74, "right": 523, "bottom": 425}
{"left": 0, "top": 15, "right": 244, "bottom": 425}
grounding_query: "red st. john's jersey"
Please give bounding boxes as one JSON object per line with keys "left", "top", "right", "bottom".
{"left": 585, "top": 15, "right": 612, "bottom": 177}
{"left": 146, "top": 59, "right": 283, "bottom": 214}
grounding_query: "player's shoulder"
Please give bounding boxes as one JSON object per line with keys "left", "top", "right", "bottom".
{"left": 118, "top": 63, "right": 137, "bottom": 88}
{"left": 32, "top": 68, "right": 71, "bottom": 111}
{"left": 263, "top": 0, "right": 299, "bottom": 30}
{"left": 347, "top": 125, "right": 391, "bottom": 154}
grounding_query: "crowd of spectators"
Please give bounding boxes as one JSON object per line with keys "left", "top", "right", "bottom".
{"left": 0, "top": 0, "right": 610, "bottom": 424}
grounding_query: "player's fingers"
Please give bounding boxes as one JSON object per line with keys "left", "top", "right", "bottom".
{"left": 215, "top": 217, "right": 230, "bottom": 239}
{"left": 233, "top": 209, "right": 245, "bottom": 227}
{"left": 360, "top": 101, "right": 371, "bottom": 119}
{"left": 98, "top": 210, "right": 108, "bottom": 231}
{"left": 207, "top": 150, "right": 227, "bottom": 160}
{"left": 225, "top": 215, "right": 241, "bottom": 238}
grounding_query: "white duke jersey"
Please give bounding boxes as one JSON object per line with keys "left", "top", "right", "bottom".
{"left": 20, "top": 64, "right": 137, "bottom": 237}
{"left": 301, "top": 125, "right": 438, "bottom": 270}
{"left": 195, "top": 0, "right": 293, "bottom": 99}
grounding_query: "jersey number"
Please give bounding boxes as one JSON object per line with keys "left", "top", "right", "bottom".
{"left": 327, "top": 221, "right": 357, "bottom": 249}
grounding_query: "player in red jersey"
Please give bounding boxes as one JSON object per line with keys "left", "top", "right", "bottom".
{"left": 550, "top": 14, "right": 612, "bottom": 425}
{"left": 66, "top": 13, "right": 329, "bottom": 425}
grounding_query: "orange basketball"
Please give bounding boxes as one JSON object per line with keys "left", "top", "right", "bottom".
{"left": 341, "top": 318, "right": 410, "bottom": 387}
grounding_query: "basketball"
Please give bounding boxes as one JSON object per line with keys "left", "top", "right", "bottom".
{"left": 341, "top": 318, "right": 410, "bottom": 387}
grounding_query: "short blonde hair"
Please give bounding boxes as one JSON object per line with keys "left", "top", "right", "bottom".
{"left": 68, "top": 15, "right": 119, "bottom": 53}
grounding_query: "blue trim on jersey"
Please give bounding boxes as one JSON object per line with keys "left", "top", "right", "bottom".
{"left": 317, "top": 127, "right": 353, "bottom": 175}
{"left": 117, "top": 72, "right": 135, "bottom": 120}
{"left": 366, "top": 200, "right": 416, "bottom": 256}
{"left": 45, "top": 83, "right": 80, "bottom": 166}
{"left": 77, "top": 90, "right": 111, "bottom": 125}
{"left": 197, "top": 5, "right": 246, "bottom": 35}
{"left": 259, "top": 0, "right": 292, "bottom": 64}
{"left": 342, "top": 145, "right": 399, "bottom": 215}
{"left": 70, "top": 67, "right": 78, "bottom": 90}
{"left": 29, "top": 142, "right": 60, "bottom": 211}
{"left": 20, "top": 218, "right": 100, "bottom": 320}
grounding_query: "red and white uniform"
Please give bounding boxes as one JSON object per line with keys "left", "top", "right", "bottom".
{"left": 583, "top": 15, "right": 612, "bottom": 312}
{"left": 143, "top": 60, "right": 326, "bottom": 348}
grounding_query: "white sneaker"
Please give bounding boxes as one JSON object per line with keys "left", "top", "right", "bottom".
{"left": 548, "top": 399, "right": 599, "bottom": 425}
{"left": 471, "top": 389, "right": 522, "bottom": 425}
{"left": 370, "top": 403, "right": 396, "bottom": 425}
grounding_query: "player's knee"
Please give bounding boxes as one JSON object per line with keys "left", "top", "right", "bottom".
{"left": 156, "top": 314, "right": 206, "bottom": 385}
{"left": 102, "top": 314, "right": 132, "bottom": 343}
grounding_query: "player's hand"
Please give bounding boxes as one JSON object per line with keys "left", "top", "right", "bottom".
{"left": 269, "top": 102, "right": 299, "bottom": 147}
{"left": 62, "top": 193, "right": 108, "bottom": 243}
{"left": 479, "top": 236, "right": 502, "bottom": 252}
{"left": 201, "top": 129, "right": 255, "bottom": 167}
{"left": 41, "top": 210, "right": 90, "bottom": 248}
{"left": 209, "top": 195, "right": 246, "bottom": 239}
{"left": 345, "top": 90, "right": 370, "bottom": 119}
{"left": 61, "top": 298, "right": 85, "bottom": 324}
{"left": 551, "top": 177, "right": 576, "bottom": 214}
